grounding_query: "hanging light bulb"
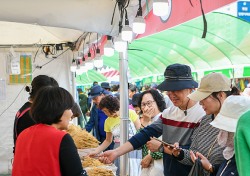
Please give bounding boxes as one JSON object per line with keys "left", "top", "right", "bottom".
{"left": 70, "top": 59, "right": 77, "bottom": 72}
{"left": 80, "top": 57, "right": 88, "bottom": 72}
{"left": 76, "top": 67, "right": 84, "bottom": 75}
{"left": 122, "top": 25, "right": 133, "bottom": 41}
{"left": 122, "top": 10, "right": 133, "bottom": 42}
{"left": 114, "top": 34, "right": 127, "bottom": 52}
{"left": 76, "top": 56, "right": 82, "bottom": 60}
{"left": 153, "top": 0, "right": 169, "bottom": 16}
{"left": 104, "top": 36, "right": 114, "bottom": 57}
{"left": 70, "top": 64, "right": 77, "bottom": 72}
{"left": 85, "top": 61, "right": 94, "bottom": 70}
{"left": 132, "top": 0, "right": 146, "bottom": 34}
{"left": 94, "top": 48, "right": 103, "bottom": 68}
{"left": 132, "top": 16, "right": 146, "bottom": 34}
{"left": 93, "top": 33, "right": 103, "bottom": 68}
{"left": 94, "top": 58, "right": 103, "bottom": 68}
{"left": 80, "top": 64, "right": 88, "bottom": 73}
{"left": 85, "top": 52, "right": 94, "bottom": 70}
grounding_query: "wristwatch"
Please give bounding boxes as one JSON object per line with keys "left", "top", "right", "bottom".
{"left": 158, "top": 143, "right": 164, "bottom": 153}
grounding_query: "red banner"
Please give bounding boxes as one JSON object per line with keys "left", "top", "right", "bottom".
{"left": 137, "top": 0, "right": 236, "bottom": 39}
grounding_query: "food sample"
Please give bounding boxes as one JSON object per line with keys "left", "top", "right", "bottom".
{"left": 87, "top": 167, "right": 114, "bottom": 176}
{"left": 67, "top": 125, "right": 100, "bottom": 149}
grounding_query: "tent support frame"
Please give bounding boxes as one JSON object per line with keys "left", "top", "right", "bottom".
{"left": 119, "top": 49, "right": 129, "bottom": 176}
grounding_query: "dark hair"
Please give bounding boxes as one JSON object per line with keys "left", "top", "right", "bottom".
{"left": 144, "top": 84, "right": 151, "bottom": 91}
{"left": 210, "top": 86, "right": 240, "bottom": 110}
{"left": 111, "top": 85, "right": 119, "bottom": 92}
{"left": 77, "top": 88, "right": 83, "bottom": 93}
{"left": 138, "top": 89, "right": 166, "bottom": 112}
{"left": 27, "top": 75, "right": 59, "bottom": 100}
{"left": 99, "top": 95, "right": 120, "bottom": 114}
{"left": 129, "top": 84, "right": 136, "bottom": 92}
{"left": 31, "top": 87, "right": 75, "bottom": 125}
{"left": 131, "top": 93, "right": 141, "bottom": 107}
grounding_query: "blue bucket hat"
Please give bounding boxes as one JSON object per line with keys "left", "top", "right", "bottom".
{"left": 157, "top": 63, "right": 198, "bottom": 91}
{"left": 90, "top": 85, "right": 109, "bottom": 98}
{"left": 101, "top": 82, "right": 111, "bottom": 89}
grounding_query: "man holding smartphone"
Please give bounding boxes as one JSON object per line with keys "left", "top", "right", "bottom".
{"left": 99, "top": 64, "right": 205, "bottom": 176}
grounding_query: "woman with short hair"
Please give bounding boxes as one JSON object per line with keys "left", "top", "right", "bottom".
{"left": 138, "top": 89, "right": 166, "bottom": 176}
{"left": 12, "top": 87, "right": 87, "bottom": 176}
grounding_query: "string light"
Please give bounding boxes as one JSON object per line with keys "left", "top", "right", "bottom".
{"left": 132, "top": 0, "right": 146, "bottom": 34}
{"left": 94, "top": 48, "right": 103, "bottom": 68}
{"left": 85, "top": 52, "right": 94, "bottom": 70}
{"left": 153, "top": 0, "right": 169, "bottom": 16}
{"left": 122, "top": 9, "right": 133, "bottom": 42}
{"left": 114, "top": 34, "right": 127, "bottom": 52}
{"left": 104, "top": 36, "right": 114, "bottom": 57}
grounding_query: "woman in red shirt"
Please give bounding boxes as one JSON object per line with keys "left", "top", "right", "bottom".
{"left": 12, "top": 86, "right": 87, "bottom": 176}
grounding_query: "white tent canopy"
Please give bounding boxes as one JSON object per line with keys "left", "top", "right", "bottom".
{"left": 0, "top": 0, "right": 139, "bottom": 46}
{"left": 0, "top": 0, "right": 140, "bottom": 174}
{"left": 0, "top": 21, "right": 84, "bottom": 45}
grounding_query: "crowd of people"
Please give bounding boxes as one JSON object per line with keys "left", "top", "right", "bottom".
{"left": 11, "top": 63, "right": 250, "bottom": 176}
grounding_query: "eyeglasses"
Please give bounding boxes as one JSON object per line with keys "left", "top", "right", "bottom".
{"left": 141, "top": 100, "right": 155, "bottom": 108}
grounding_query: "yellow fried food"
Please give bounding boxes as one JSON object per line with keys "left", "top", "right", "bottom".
{"left": 87, "top": 167, "right": 114, "bottom": 176}
{"left": 82, "top": 156, "right": 104, "bottom": 167}
{"left": 67, "top": 125, "right": 100, "bottom": 149}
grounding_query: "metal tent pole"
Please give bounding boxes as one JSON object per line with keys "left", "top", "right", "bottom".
{"left": 119, "top": 49, "right": 129, "bottom": 176}
{"left": 71, "top": 72, "right": 78, "bottom": 125}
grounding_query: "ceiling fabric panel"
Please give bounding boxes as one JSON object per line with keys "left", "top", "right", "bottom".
{"left": 129, "top": 12, "right": 250, "bottom": 72}
{"left": 77, "top": 12, "right": 250, "bottom": 85}
{"left": 133, "top": 38, "right": 211, "bottom": 69}
{"left": 76, "top": 70, "right": 107, "bottom": 85}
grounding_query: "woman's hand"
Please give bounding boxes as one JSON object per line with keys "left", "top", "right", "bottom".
{"left": 143, "top": 107, "right": 155, "bottom": 120}
{"left": 190, "top": 151, "right": 212, "bottom": 171}
{"left": 87, "top": 150, "right": 100, "bottom": 158}
{"left": 190, "top": 150, "right": 196, "bottom": 163}
{"left": 141, "top": 154, "right": 153, "bottom": 168}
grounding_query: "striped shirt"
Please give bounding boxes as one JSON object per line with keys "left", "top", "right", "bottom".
{"left": 177, "top": 115, "right": 225, "bottom": 175}
{"left": 150, "top": 102, "right": 205, "bottom": 146}
{"left": 129, "top": 102, "right": 205, "bottom": 176}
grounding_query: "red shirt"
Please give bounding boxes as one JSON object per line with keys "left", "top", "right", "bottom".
{"left": 12, "top": 124, "right": 66, "bottom": 176}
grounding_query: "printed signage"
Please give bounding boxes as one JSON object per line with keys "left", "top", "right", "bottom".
{"left": 237, "top": 1, "right": 250, "bottom": 22}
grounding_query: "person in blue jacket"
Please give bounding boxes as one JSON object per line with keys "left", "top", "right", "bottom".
{"left": 85, "top": 85, "right": 114, "bottom": 150}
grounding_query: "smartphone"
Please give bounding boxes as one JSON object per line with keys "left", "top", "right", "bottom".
{"left": 152, "top": 137, "right": 176, "bottom": 148}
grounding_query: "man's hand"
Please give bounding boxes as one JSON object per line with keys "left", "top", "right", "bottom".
{"left": 172, "top": 142, "right": 182, "bottom": 157}
{"left": 98, "top": 150, "right": 118, "bottom": 164}
{"left": 146, "top": 138, "right": 162, "bottom": 152}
